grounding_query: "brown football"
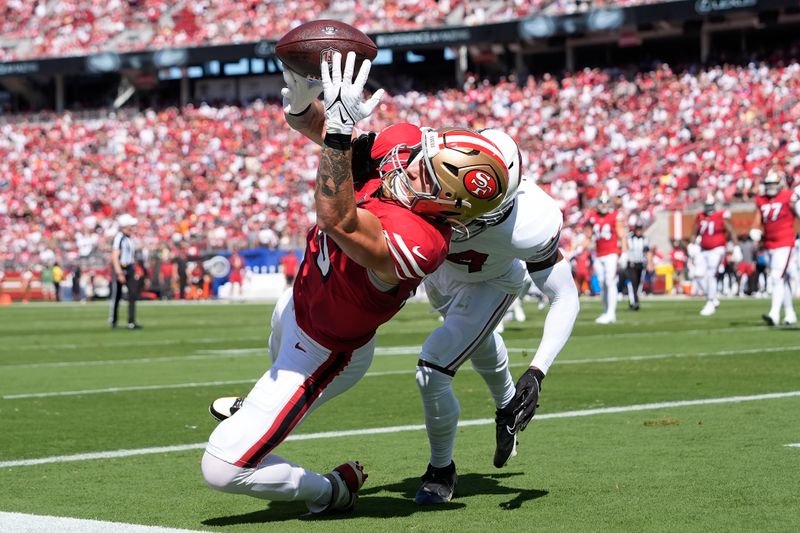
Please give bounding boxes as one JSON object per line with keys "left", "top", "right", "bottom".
{"left": 275, "top": 20, "right": 378, "bottom": 79}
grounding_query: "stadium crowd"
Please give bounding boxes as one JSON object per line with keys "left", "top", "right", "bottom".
{"left": 2, "top": 0, "right": 677, "bottom": 62}
{"left": 2, "top": 60, "right": 800, "bottom": 296}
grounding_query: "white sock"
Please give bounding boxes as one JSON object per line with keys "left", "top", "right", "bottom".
{"left": 770, "top": 276, "right": 784, "bottom": 317}
{"left": 416, "top": 365, "right": 459, "bottom": 468}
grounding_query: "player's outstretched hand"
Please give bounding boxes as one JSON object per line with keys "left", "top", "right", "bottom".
{"left": 321, "top": 51, "right": 384, "bottom": 136}
{"left": 281, "top": 69, "right": 322, "bottom": 115}
{"left": 512, "top": 367, "right": 543, "bottom": 432}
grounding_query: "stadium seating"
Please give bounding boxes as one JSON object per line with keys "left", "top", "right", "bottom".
{"left": 2, "top": 60, "right": 798, "bottom": 268}
{"left": 0, "top": 0, "right": 673, "bottom": 62}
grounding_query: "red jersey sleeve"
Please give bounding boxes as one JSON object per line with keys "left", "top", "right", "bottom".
{"left": 380, "top": 214, "right": 450, "bottom": 281}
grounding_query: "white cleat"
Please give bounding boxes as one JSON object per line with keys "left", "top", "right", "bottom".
{"left": 713, "top": 298, "right": 721, "bottom": 308}
{"left": 595, "top": 314, "right": 616, "bottom": 324}
{"left": 782, "top": 314, "right": 797, "bottom": 325}
{"left": 700, "top": 302, "right": 716, "bottom": 316}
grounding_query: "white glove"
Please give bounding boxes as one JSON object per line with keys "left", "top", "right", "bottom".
{"left": 281, "top": 69, "right": 322, "bottom": 115}
{"left": 321, "top": 51, "right": 384, "bottom": 136}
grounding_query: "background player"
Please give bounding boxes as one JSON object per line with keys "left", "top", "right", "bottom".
{"left": 694, "top": 193, "right": 739, "bottom": 316}
{"left": 201, "top": 52, "right": 508, "bottom": 516}
{"left": 586, "top": 192, "right": 627, "bottom": 324}
{"left": 411, "top": 129, "right": 579, "bottom": 504}
{"left": 753, "top": 169, "right": 800, "bottom": 325}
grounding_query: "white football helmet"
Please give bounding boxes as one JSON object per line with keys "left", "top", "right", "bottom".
{"left": 702, "top": 193, "right": 716, "bottom": 215}
{"left": 763, "top": 169, "right": 785, "bottom": 197}
{"left": 380, "top": 127, "right": 509, "bottom": 224}
{"left": 597, "top": 191, "right": 612, "bottom": 215}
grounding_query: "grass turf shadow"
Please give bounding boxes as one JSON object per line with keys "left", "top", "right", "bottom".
{"left": 201, "top": 471, "right": 547, "bottom": 525}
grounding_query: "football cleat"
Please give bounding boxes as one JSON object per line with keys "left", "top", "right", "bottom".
{"left": 493, "top": 405, "right": 518, "bottom": 468}
{"left": 319, "top": 461, "right": 367, "bottom": 513}
{"left": 700, "top": 302, "right": 716, "bottom": 316}
{"left": 209, "top": 396, "right": 244, "bottom": 422}
{"left": 595, "top": 314, "right": 616, "bottom": 324}
{"left": 762, "top": 313, "right": 779, "bottom": 326}
{"left": 415, "top": 462, "right": 457, "bottom": 505}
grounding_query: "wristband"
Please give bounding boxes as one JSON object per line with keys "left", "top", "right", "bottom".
{"left": 324, "top": 133, "right": 352, "bottom": 151}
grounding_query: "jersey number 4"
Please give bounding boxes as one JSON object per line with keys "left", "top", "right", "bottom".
{"left": 447, "top": 250, "right": 489, "bottom": 273}
{"left": 760, "top": 202, "right": 782, "bottom": 222}
{"left": 593, "top": 223, "right": 613, "bottom": 241}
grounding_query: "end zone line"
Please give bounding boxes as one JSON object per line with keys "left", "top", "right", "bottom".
{"left": 1, "top": 390, "right": 798, "bottom": 469}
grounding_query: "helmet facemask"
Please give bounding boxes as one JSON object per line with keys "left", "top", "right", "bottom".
{"left": 763, "top": 170, "right": 785, "bottom": 197}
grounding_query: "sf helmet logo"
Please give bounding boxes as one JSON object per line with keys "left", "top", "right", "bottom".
{"left": 464, "top": 170, "right": 498, "bottom": 199}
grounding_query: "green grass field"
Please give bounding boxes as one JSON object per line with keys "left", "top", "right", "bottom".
{"left": 1, "top": 298, "right": 799, "bottom": 532}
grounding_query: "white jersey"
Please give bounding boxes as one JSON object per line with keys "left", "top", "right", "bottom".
{"left": 437, "top": 180, "right": 563, "bottom": 293}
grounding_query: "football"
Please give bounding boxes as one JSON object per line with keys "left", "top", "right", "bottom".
{"left": 275, "top": 20, "right": 378, "bottom": 79}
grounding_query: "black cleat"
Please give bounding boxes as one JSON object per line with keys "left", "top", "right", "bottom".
{"left": 415, "top": 462, "right": 457, "bottom": 505}
{"left": 209, "top": 396, "right": 244, "bottom": 422}
{"left": 762, "top": 313, "right": 777, "bottom": 326}
{"left": 493, "top": 404, "right": 518, "bottom": 468}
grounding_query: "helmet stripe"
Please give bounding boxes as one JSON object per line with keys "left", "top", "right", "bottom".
{"left": 438, "top": 133, "right": 506, "bottom": 169}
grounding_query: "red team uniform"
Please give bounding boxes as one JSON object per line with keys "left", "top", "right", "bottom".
{"left": 756, "top": 189, "right": 796, "bottom": 251}
{"left": 207, "top": 176, "right": 450, "bottom": 471}
{"left": 587, "top": 211, "right": 622, "bottom": 256}
{"left": 295, "top": 178, "right": 451, "bottom": 352}
{"left": 756, "top": 188, "right": 798, "bottom": 325}
{"left": 696, "top": 210, "right": 729, "bottom": 250}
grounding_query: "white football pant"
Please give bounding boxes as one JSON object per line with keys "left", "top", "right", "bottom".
{"left": 417, "top": 267, "right": 522, "bottom": 468}
{"left": 698, "top": 247, "right": 725, "bottom": 303}
{"left": 202, "top": 289, "right": 374, "bottom": 512}
{"left": 766, "top": 247, "right": 796, "bottom": 320}
{"left": 592, "top": 253, "right": 618, "bottom": 318}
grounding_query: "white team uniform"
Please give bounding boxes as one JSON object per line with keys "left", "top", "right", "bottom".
{"left": 420, "top": 180, "right": 563, "bottom": 374}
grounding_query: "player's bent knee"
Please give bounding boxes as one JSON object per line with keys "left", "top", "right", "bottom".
{"left": 416, "top": 365, "right": 454, "bottom": 401}
{"left": 421, "top": 327, "right": 458, "bottom": 363}
{"left": 201, "top": 451, "right": 243, "bottom": 493}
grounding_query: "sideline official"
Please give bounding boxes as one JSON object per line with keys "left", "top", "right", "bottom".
{"left": 109, "top": 214, "right": 142, "bottom": 329}
{"left": 625, "top": 221, "right": 653, "bottom": 311}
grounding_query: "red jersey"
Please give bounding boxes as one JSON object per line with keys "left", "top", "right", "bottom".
{"left": 756, "top": 189, "right": 797, "bottom": 249}
{"left": 695, "top": 210, "right": 730, "bottom": 250}
{"left": 293, "top": 179, "right": 451, "bottom": 352}
{"left": 280, "top": 252, "right": 298, "bottom": 277}
{"left": 587, "top": 210, "right": 622, "bottom": 256}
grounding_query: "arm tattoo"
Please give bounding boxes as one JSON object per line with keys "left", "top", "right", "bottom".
{"left": 317, "top": 146, "right": 352, "bottom": 197}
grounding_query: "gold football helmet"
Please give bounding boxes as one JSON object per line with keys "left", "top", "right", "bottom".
{"left": 379, "top": 127, "right": 509, "bottom": 224}
{"left": 763, "top": 169, "right": 785, "bottom": 197}
{"left": 597, "top": 190, "right": 612, "bottom": 215}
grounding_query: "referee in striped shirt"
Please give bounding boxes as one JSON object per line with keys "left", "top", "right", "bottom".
{"left": 109, "top": 214, "right": 142, "bottom": 329}
{"left": 625, "top": 221, "right": 653, "bottom": 311}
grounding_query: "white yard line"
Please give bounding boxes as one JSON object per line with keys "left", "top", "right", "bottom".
{"left": 0, "top": 512, "right": 198, "bottom": 533}
{"left": 1, "top": 390, "right": 798, "bottom": 469}
{"left": 4, "top": 345, "right": 799, "bottom": 399}
{"left": 785, "top": 443, "right": 800, "bottom": 448}
{"left": 4, "top": 343, "right": 799, "bottom": 371}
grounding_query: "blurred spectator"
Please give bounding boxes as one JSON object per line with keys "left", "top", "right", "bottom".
{"left": 52, "top": 262, "right": 64, "bottom": 301}
{"left": 280, "top": 251, "right": 299, "bottom": 287}
{"left": 228, "top": 249, "right": 245, "bottom": 300}
{"left": 71, "top": 263, "right": 83, "bottom": 302}
{"left": 41, "top": 264, "right": 55, "bottom": 301}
